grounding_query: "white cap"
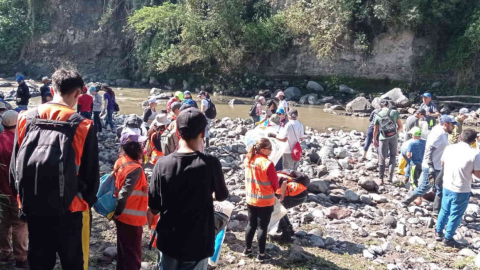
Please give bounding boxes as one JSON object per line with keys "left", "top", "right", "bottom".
{"left": 148, "top": 97, "right": 157, "bottom": 104}
{"left": 2, "top": 110, "right": 19, "bottom": 127}
{"left": 459, "top": 108, "right": 469, "bottom": 114}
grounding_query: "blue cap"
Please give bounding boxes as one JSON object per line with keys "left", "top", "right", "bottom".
{"left": 16, "top": 75, "right": 24, "bottom": 82}
{"left": 422, "top": 93, "right": 432, "bottom": 98}
{"left": 440, "top": 115, "right": 459, "bottom": 125}
{"left": 276, "top": 108, "right": 285, "bottom": 114}
{"left": 184, "top": 90, "right": 191, "bottom": 96}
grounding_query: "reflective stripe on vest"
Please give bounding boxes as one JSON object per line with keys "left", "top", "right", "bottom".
{"left": 114, "top": 155, "right": 148, "bottom": 226}
{"left": 245, "top": 155, "right": 275, "bottom": 207}
{"left": 275, "top": 173, "right": 307, "bottom": 197}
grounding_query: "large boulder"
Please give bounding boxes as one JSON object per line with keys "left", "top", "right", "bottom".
{"left": 379, "top": 88, "right": 410, "bottom": 108}
{"left": 299, "top": 94, "right": 319, "bottom": 105}
{"left": 0, "top": 81, "right": 11, "bottom": 87}
{"left": 358, "top": 178, "right": 378, "bottom": 191}
{"left": 339, "top": 85, "right": 357, "bottom": 95}
{"left": 228, "top": 99, "right": 246, "bottom": 105}
{"left": 116, "top": 79, "right": 131, "bottom": 87}
{"left": 284, "top": 87, "right": 302, "bottom": 100}
{"left": 306, "top": 81, "right": 324, "bottom": 92}
{"left": 150, "top": 88, "right": 162, "bottom": 95}
{"left": 308, "top": 179, "right": 330, "bottom": 194}
{"left": 346, "top": 97, "right": 373, "bottom": 113}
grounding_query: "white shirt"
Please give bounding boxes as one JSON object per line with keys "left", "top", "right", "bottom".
{"left": 442, "top": 142, "right": 480, "bottom": 193}
{"left": 278, "top": 100, "right": 289, "bottom": 113}
{"left": 422, "top": 125, "right": 449, "bottom": 170}
{"left": 201, "top": 99, "right": 209, "bottom": 111}
{"left": 279, "top": 120, "right": 304, "bottom": 154}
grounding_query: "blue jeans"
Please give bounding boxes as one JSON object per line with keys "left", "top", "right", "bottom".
{"left": 436, "top": 188, "right": 470, "bottom": 240}
{"left": 17, "top": 105, "right": 28, "bottom": 111}
{"left": 80, "top": 111, "right": 91, "bottom": 119}
{"left": 104, "top": 110, "right": 114, "bottom": 130}
{"left": 412, "top": 167, "right": 440, "bottom": 197}
{"left": 275, "top": 156, "right": 283, "bottom": 171}
{"left": 364, "top": 127, "right": 374, "bottom": 152}
{"left": 160, "top": 253, "right": 208, "bottom": 270}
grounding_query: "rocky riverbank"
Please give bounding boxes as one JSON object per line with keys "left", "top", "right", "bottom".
{"left": 79, "top": 113, "right": 480, "bottom": 270}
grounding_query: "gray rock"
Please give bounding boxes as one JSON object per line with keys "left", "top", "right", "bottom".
{"left": 284, "top": 87, "right": 302, "bottom": 100}
{"left": 288, "top": 246, "right": 310, "bottom": 262}
{"left": 368, "top": 245, "right": 384, "bottom": 255}
{"left": 382, "top": 241, "right": 395, "bottom": 252}
{"left": 103, "top": 247, "right": 117, "bottom": 258}
{"left": 234, "top": 126, "right": 248, "bottom": 136}
{"left": 363, "top": 249, "right": 375, "bottom": 259}
{"left": 319, "top": 146, "right": 334, "bottom": 159}
{"left": 310, "top": 235, "right": 325, "bottom": 248}
{"left": 358, "top": 178, "right": 378, "bottom": 191}
{"left": 346, "top": 97, "right": 373, "bottom": 113}
{"left": 338, "top": 158, "right": 351, "bottom": 170}
{"left": 227, "top": 220, "right": 240, "bottom": 230}
{"left": 308, "top": 228, "right": 324, "bottom": 237}
{"left": 330, "top": 105, "right": 344, "bottom": 110}
{"left": 344, "top": 190, "right": 359, "bottom": 202}
{"left": 308, "top": 152, "right": 320, "bottom": 164}
{"left": 408, "top": 236, "right": 426, "bottom": 246}
{"left": 325, "top": 237, "right": 335, "bottom": 246}
{"left": 228, "top": 99, "right": 246, "bottom": 105}
{"left": 365, "top": 162, "right": 377, "bottom": 170}
{"left": 360, "top": 195, "right": 372, "bottom": 205}
{"left": 371, "top": 194, "right": 387, "bottom": 203}
{"left": 339, "top": 85, "right": 357, "bottom": 95}
{"left": 317, "top": 165, "right": 328, "bottom": 177}
{"left": 459, "top": 248, "right": 477, "bottom": 257}
{"left": 301, "top": 212, "right": 314, "bottom": 223}
{"left": 383, "top": 216, "right": 397, "bottom": 228}
{"left": 334, "top": 147, "right": 347, "bottom": 158}
{"left": 380, "top": 88, "right": 410, "bottom": 108}
{"left": 308, "top": 179, "right": 330, "bottom": 194}
{"left": 387, "top": 264, "right": 400, "bottom": 270}
{"left": 306, "top": 81, "right": 324, "bottom": 92}
{"left": 395, "top": 223, "right": 406, "bottom": 237}
{"left": 475, "top": 253, "right": 480, "bottom": 268}
{"left": 0, "top": 81, "right": 12, "bottom": 87}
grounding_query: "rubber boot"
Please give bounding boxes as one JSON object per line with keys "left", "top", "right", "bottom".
{"left": 379, "top": 164, "right": 385, "bottom": 183}
{"left": 402, "top": 192, "right": 420, "bottom": 208}
{"left": 433, "top": 195, "right": 442, "bottom": 216}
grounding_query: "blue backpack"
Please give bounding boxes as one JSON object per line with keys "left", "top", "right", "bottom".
{"left": 93, "top": 173, "right": 117, "bottom": 219}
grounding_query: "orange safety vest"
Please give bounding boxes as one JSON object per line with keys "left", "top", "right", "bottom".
{"left": 275, "top": 173, "right": 308, "bottom": 197}
{"left": 149, "top": 132, "right": 163, "bottom": 165}
{"left": 113, "top": 155, "right": 148, "bottom": 226}
{"left": 245, "top": 154, "right": 276, "bottom": 207}
{"left": 16, "top": 103, "right": 92, "bottom": 212}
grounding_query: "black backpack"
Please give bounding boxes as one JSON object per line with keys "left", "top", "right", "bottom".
{"left": 14, "top": 109, "right": 84, "bottom": 217}
{"left": 205, "top": 99, "right": 217, "bottom": 119}
{"left": 248, "top": 103, "right": 257, "bottom": 117}
{"left": 378, "top": 108, "right": 398, "bottom": 138}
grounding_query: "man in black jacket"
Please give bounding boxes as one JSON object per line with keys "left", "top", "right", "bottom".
{"left": 15, "top": 75, "right": 30, "bottom": 111}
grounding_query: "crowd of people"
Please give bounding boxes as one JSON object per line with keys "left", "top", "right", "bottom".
{"left": 0, "top": 69, "right": 479, "bottom": 270}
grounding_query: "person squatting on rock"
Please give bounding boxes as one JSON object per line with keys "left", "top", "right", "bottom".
{"left": 149, "top": 107, "right": 228, "bottom": 270}
{"left": 435, "top": 129, "right": 480, "bottom": 248}
{"left": 0, "top": 110, "right": 29, "bottom": 269}
{"left": 402, "top": 115, "right": 457, "bottom": 207}
{"left": 373, "top": 100, "right": 403, "bottom": 184}
{"left": 419, "top": 92, "right": 440, "bottom": 130}
{"left": 275, "top": 170, "right": 309, "bottom": 242}
{"left": 269, "top": 109, "right": 304, "bottom": 171}
{"left": 113, "top": 131, "right": 149, "bottom": 270}
{"left": 77, "top": 86, "right": 93, "bottom": 119}
{"left": 243, "top": 138, "right": 279, "bottom": 262}
{"left": 10, "top": 69, "right": 100, "bottom": 270}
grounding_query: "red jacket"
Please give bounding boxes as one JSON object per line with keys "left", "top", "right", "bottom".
{"left": 0, "top": 130, "right": 15, "bottom": 203}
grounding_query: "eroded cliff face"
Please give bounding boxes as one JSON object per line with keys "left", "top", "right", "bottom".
{"left": 254, "top": 30, "right": 429, "bottom": 82}
{"left": 5, "top": 0, "right": 130, "bottom": 80}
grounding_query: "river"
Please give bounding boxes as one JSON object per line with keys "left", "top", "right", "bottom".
{"left": 0, "top": 85, "right": 370, "bottom": 132}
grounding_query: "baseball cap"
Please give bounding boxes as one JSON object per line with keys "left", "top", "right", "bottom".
{"left": 408, "top": 127, "right": 422, "bottom": 137}
{"left": 276, "top": 108, "right": 285, "bottom": 114}
{"left": 41, "top": 76, "right": 50, "bottom": 82}
{"left": 459, "top": 108, "right": 469, "bottom": 114}
{"left": 422, "top": 93, "right": 432, "bottom": 98}
{"left": 2, "top": 110, "right": 19, "bottom": 127}
{"left": 89, "top": 86, "right": 98, "bottom": 94}
{"left": 184, "top": 90, "right": 191, "bottom": 97}
{"left": 175, "top": 91, "right": 184, "bottom": 101}
{"left": 198, "top": 90, "right": 207, "bottom": 97}
{"left": 120, "top": 131, "right": 147, "bottom": 146}
{"left": 288, "top": 108, "right": 298, "bottom": 119}
{"left": 171, "top": 102, "right": 182, "bottom": 111}
{"left": 440, "top": 115, "right": 459, "bottom": 125}
{"left": 176, "top": 107, "right": 207, "bottom": 139}
{"left": 16, "top": 75, "right": 24, "bottom": 82}
{"left": 151, "top": 113, "right": 171, "bottom": 127}
{"left": 275, "top": 91, "right": 285, "bottom": 98}
{"left": 0, "top": 102, "right": 6, "bottom": 110}
{"left": 148, "top": 97, "right": 157, "bottom": 104}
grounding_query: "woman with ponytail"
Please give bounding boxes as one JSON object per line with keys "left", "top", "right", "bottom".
{"left": 243, "top": 138, "right": 279, "bottom": 262}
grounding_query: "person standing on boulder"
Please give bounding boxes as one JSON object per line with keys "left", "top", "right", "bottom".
{"left": 373, "top": 101, "right": 403, "bottom": 184}
{"left": 449, "top": 108, "right": 469, "bottom": 144}
{"left": 404, "top": 109, "right": 426, "bottom": 141}
{"left": 243, "top": 138, "right": 279, "bottom": 262}
{"left": 402, "top": 115, "right": 457, "bottom": 207}
{"left": 419, "top": 93, "right": 440, "bottom": 130}
{"left": 15, "top": 75, "right": 30, "bottom": 111}
{"left": 149, "top": 107, "right": 228, "bottom": 269}
{"left": 269, "top": 109, "right": 304, "bottom": 171}
{"left": 435, "top": 129, "right": 480, "bottom": 248}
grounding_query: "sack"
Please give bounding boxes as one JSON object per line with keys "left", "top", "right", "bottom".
{"left": 289, "top": 125, "right": 302, "bottom": 161}
{"left": 161, "top": 129, "right": 179, "bottom": 156}
{"left": 205, "top": 99, "right": 217, "bottom": 119}
{"left": 248, "top": 103, "right": 257, "bottom": 117}
{"left": 267, "top": 198, "right": 288, "bottom": 234}
{"left": 15, "top": 109, "right": 83, "bottom": 217}
{"left": 93, "top": 173, "right": 117, "bottom": 219}
{"left": 379, "top": 108, "right": 397, "bottom": 138}
{"left": 113, "top": 101, "right": 120, "bottom": 112}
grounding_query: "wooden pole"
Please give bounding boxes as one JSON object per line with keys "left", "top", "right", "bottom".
{"left": 437, "top": 95, "right": 480, "bottom": 99}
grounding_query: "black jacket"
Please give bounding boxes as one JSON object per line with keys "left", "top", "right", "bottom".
{"left": 16, "top": 82, "right": 30, "bottom": 105}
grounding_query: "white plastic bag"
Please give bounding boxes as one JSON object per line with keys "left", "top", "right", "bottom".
{"left": 244, "top": 125, "right": 287, "bottom": 165}
{"left": 267, "top": 198, "right": 288, "bottom": 234}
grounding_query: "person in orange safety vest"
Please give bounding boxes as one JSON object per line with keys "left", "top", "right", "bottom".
{"left": 243, "top": 138, "right": 279, "bottom": 262}
{"left": 10, "top": 69, "right": 99, "bottom": 270}
{"left": 146, "top": 113, "right": 170, "bottom": 165}
{"left": 113, "top": 131, "right": 149, "bottom": 270}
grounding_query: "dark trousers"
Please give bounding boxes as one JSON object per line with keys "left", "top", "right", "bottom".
{"left": 275, "top": 157, "right": 283, "bottom": 171}
{"left": 93, "top": 111, "right": 102, "bottom": 133}
{"left": 80, "top": 111, "right": 92, "bottom": 119}
{"left": 27, "top": 212, "right": 84, "bottom": 270}
{"left": 252, "top": 115, "right": 260, "bottom": 125}
{"left": 105, "top": 109, "right": 115, "bottom": 130}
{"left": 116, "top": 220, "right": 143, "bottom": 270}
{"left": 160, "top": 254, "right": 208, "bottom": 270}
{"left": 279, "top": 194, "right": 307, "bottom": 233}
{"left": 245, "top": 204, "right": 273, "bottom": 254}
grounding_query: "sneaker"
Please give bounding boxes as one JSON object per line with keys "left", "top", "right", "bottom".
{"left": 435, "top": 231, "right": 444, "bottom": 242}
{"left": 14, "top": 260, "right": 29, "bottom": 269}
{"left": 255, "top": 254, "right": 271, "bottom": 263}
{"left": 242, "top": 248, "right": 253, "bottom": 257}
{"left": 442, "top": 238, "right": 464, "bottom": 248}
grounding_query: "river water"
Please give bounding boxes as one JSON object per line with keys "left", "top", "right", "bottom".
{"left": 0, "top": 85, "right": 370, "bottom": 132}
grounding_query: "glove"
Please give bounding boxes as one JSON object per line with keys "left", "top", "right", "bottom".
{"left": 428, "top": 165, "right": 435, "bottom": 183}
